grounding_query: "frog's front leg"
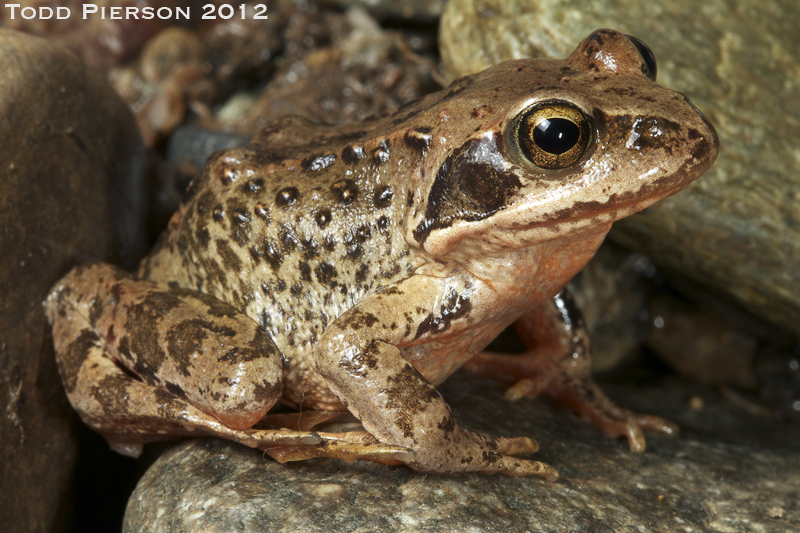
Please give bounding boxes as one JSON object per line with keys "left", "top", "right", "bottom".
{"left": 45, "top": 264, "right": 319, "bottom": 456}
{"left": 315, "top": 274, "right": 558, "bottom": 479}
{"left": 464, "top": 289, "right": 677, "bottom": 453}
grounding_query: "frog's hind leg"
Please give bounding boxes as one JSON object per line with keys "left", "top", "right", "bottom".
{"left": 464, "top": 288, "right": 677, "bottom": 453}
{"left": 46, "top": 264, "right": 319, "bottom": 456}
{"left": 52, "top": 326, "right": 321, "bottom": 456}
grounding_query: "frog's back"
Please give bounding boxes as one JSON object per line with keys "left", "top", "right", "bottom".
{"left": 140, "top": 127, "right": 420, "bottom": 359}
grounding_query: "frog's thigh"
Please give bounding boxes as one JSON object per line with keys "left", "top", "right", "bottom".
{"left": 47, "top": 264, "right": 283, "bottom": 431}
{"left": 49, "top": 308, "right": 320, "bottom": 457}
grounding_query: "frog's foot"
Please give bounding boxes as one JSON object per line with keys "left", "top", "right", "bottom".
{"left": 527, "top": 371, "right": 678, "bottom": 453}
{"left": 256, "top": 412, "right": 555, "bottom": 477}
{"left": 465, "top": 289, "right": 676, "bottom": 453}
{"left": 478, "top": 436, "right": 558, "bottom": 479}
{"left": 466, "top": 350, "right": 677, "bottom": 453}
{"left": 409, "top": 431, "right": 558, "bottom": 480}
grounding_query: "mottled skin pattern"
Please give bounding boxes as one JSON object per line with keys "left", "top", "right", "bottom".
{"left": 46, "top": 30, "right": 718, "bottom": 478}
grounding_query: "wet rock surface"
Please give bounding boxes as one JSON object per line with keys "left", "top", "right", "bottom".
{"left": 440, "top": 0, "right": 800, "bottom": 335}
{"left": 124, "top": 371, "right": 800, "bottom": 533}
{"left": 0, "top": 29, "right": 146, "bottom": 532}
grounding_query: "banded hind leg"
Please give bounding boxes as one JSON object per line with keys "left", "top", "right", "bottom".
{"left": 45, "top": 263, "right": 317, "bottom": 456}
{"left": 46, "top": 263, "right": 412, "bottom": 464}
{"left": 464, "top": 288, "right": 677, "bottom": 452}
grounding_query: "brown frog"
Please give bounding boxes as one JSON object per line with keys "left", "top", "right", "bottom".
{"left": 46, "top": 30, "right": 718, "bottom": 479}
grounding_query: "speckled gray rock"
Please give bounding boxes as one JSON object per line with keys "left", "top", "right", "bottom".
{"left": 124, "top": 373, "right": 800, "bottom": 532}
{"left": 0, "top": 29, "right": 146, "bottom": 532}
{"left": 440, "top": 0, "right": 800, "bottom": 334}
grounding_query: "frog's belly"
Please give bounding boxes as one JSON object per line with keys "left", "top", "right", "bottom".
{"left": 279, "top": 347, "right": 348, "bottom": 410}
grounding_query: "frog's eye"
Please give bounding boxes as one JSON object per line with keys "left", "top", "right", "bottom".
{"left": 513, "top": 102, "right": 591, "bottom": 170}
{"left": 625, "top": 35, "right": 657, "bottom": 82}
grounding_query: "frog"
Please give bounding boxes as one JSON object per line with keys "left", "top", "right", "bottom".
{"left": 45, "top": 29, "right": 718, "bottom": 480}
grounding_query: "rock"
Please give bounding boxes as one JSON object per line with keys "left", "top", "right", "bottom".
{"left": 439, "top": 0, "right": 800, "bottom": 334}
{"left": 327, "top": 0, "right": 447, "bottom": 21}
{"left": 230, "top": 7, "right": 439, "bottom": 135}
{"left": 124, "top": 372, "right": 800, "bottom": 532}
{"left": 2, "top": 1, "right": 205, "bottom": 74}
{"left": 0, "top": 29, "right": 146, "bottom": 532}
{"left": 166, "top": 126, "right": 249, "bottom": 172}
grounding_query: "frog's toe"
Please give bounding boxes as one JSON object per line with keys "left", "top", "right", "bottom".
{"left": 618, "top": 411, "right": 679, "bottom": 452}
{"left": 493, "top": 436, "right": 539, "bottom": 455}
{"left": 485, "top": 456, "right": 559, "bottom": 481}
{"left": 635, "top": 412, "right": 679, "bottom": 436}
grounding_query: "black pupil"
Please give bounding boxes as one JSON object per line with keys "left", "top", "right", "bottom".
{"left": 533, "top": 118, "right": 580, "bottom": 155}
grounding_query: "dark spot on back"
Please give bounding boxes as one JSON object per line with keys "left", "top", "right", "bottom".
{"left": 242, "top": 178, "right": 264, "bottom": 194}
{"left": 298, "top": 261, "right": 312, "bottom": 281}
{"left": 355, "top": 224, "right": 371, "bottom": 242}
{"left": 254, "top": 204, "right": 271, "bottom": 224}
{"left": 373, "top": 186, "right": 393, "bottom": 209}
{"left": 404, "top": 127, "right": 432, "bottom": 153}
{"left": 195, "top": 227, "right": 211, "bottom": 247}
{"left": 355, "top": 264, "right": 369, "bottom": 284}
{"left": 229, "top": 202, "right": 252, "bottom": 245}
{"left": 216, "top": 239, "right": 241, "bottom": 272}
{"left": 315, "top": 208, "right": 332, "bottom": 229}
{"left": 303, "top": 153, "right": 336, "bottom": 171}
{"left": 250, "top": 238, "right": 282, "bottom": 271}
{"left": 314, "top": 262, "right": 338, "bottom": 288}
{"left": 342, "top": 146, "right": 365, "bottom": 164}
{"left": 279, "top": 225, "right": 298, "bottom": 253}
{"left": 276, "top": 187, "right": 299, "bottom": 206}
{"left": 301, "top": 237, "right": 319, "bottom": 260}
{"left": 372, "top": 139, "right": 390, "bottom": 165}
{"left": 441, "top": 84, "right": 466, "bottom": 102}
{"left": 331, "top": 179, "right": 358, "bottom": 205}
